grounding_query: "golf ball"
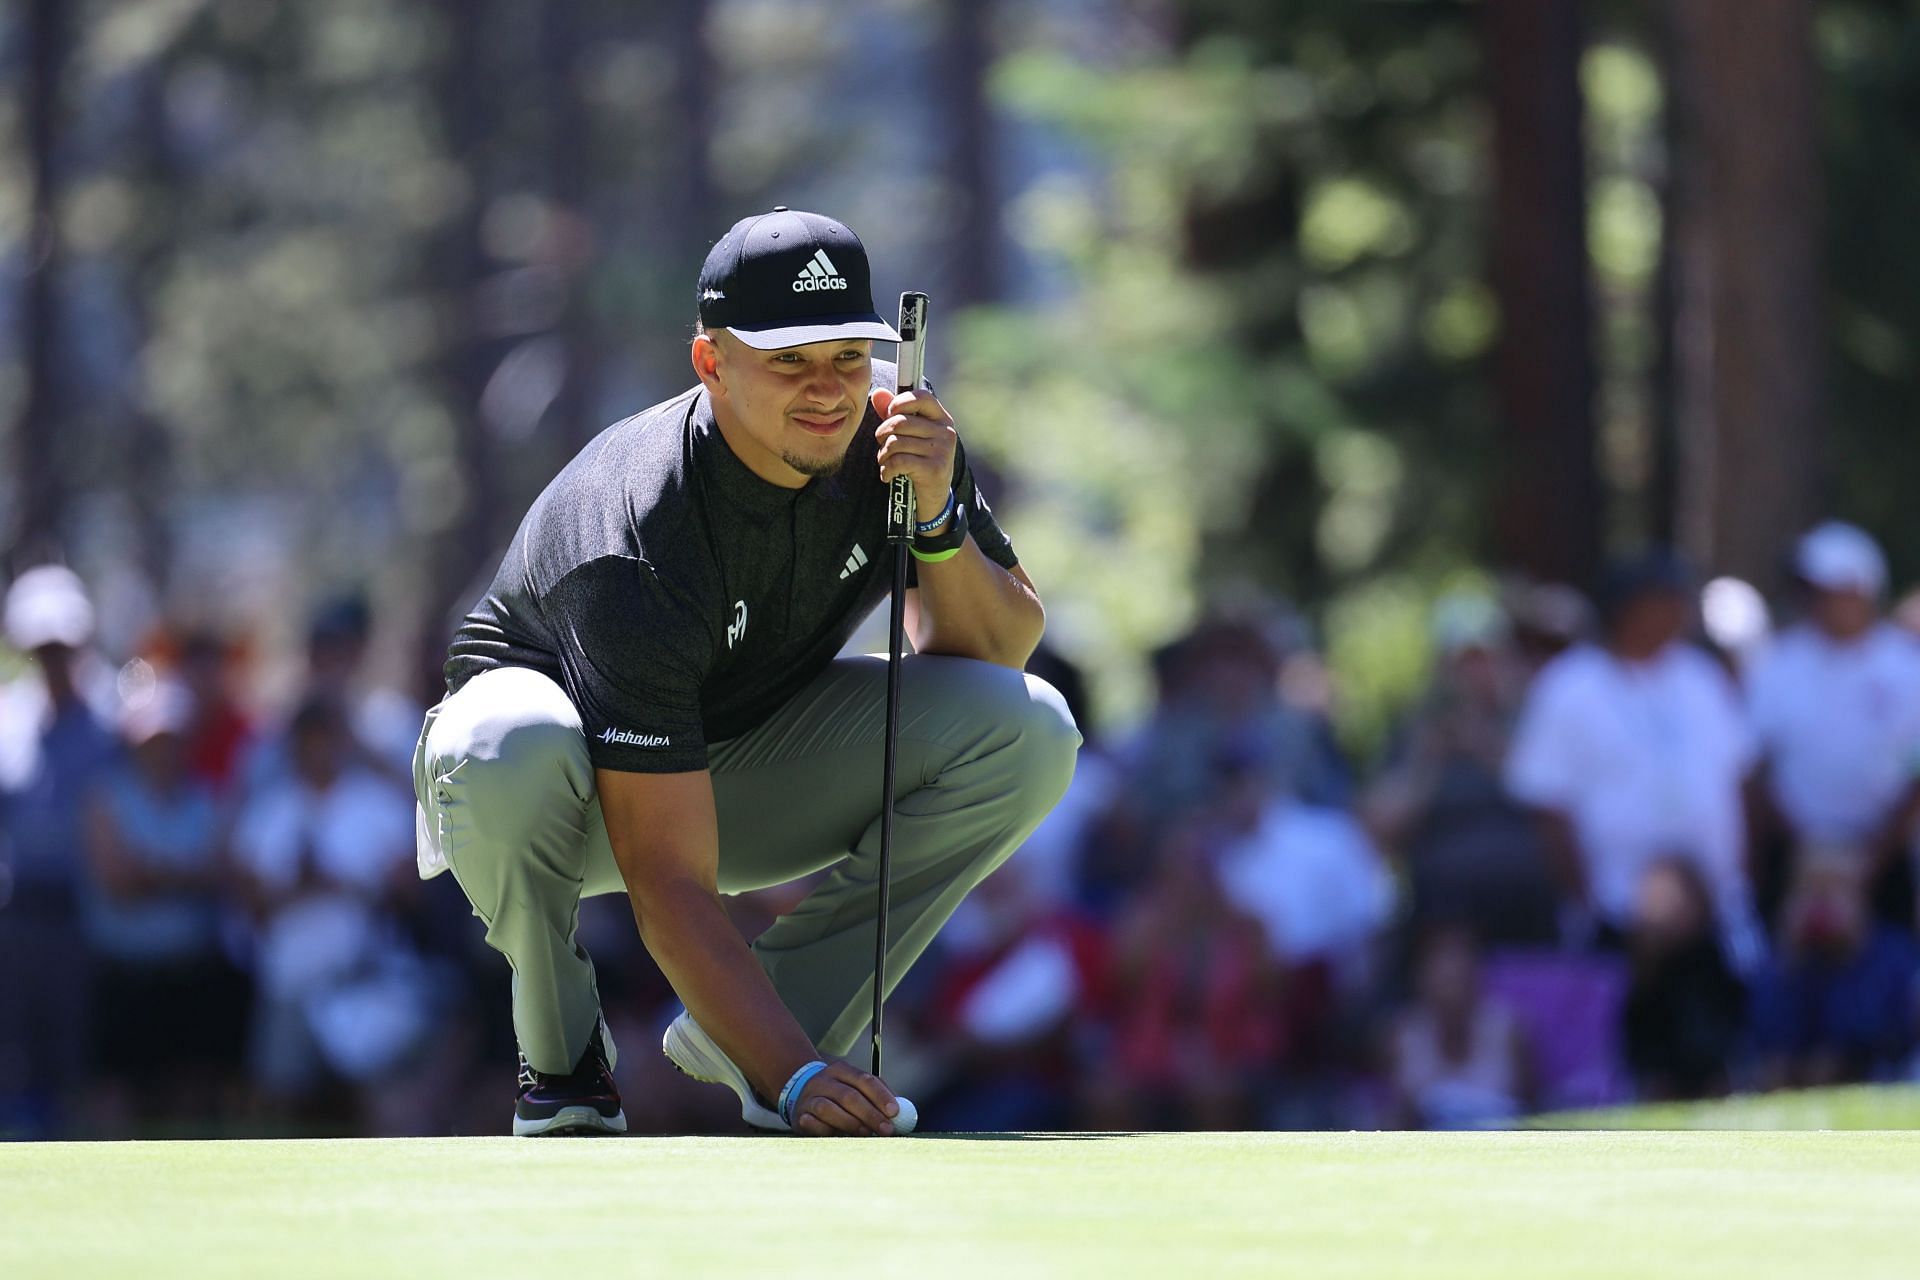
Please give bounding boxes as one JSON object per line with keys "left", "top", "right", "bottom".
{"left": 891, "top": 1096, "right": 918, "bottom": 1135}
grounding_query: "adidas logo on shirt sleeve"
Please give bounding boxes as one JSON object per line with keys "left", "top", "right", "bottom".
{"left": 838, "top": 543, "right": 869, "bottom": 580}
{"left": 792, "top": 250, "right": 849, "bottom": 293}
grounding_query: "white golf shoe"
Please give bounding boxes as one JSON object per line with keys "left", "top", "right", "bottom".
{"left": 661, "top": 1011, "right": 788, "bottom": 1131}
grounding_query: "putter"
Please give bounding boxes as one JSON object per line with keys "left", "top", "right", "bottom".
{"left": 873, "top": 290, "right": 929, "bottom": 1079}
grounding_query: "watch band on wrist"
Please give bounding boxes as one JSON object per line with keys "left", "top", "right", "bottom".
{"left": 779, "top": 1060, "right": 830, "bottom": 1128}
{"left": 914, "top": 488, "right": 956, "bottom": 535}
{"left": 911, "top": 501, "right": 968, "bottom": 561}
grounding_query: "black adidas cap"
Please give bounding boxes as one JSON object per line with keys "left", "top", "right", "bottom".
{"left": 697, "top": 207, "right": 902, "bottom": 350}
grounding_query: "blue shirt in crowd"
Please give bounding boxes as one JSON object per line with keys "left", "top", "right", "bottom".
{"left": 0, "top": 694, "right": 120, "bottom": 902}
{"left": 82, "top": 767, "right": 227, "bottom": 964}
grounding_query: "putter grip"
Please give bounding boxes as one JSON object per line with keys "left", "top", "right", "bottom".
{"left": 888, "top": 293, "right": 930, "bottom": 543}
{"left": 887, "top": 476, "right": 915, "bottom": 544}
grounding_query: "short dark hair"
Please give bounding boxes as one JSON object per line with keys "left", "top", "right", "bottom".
{"left": 290, "top": 695, "right": 345, "bottom": 742}
{"left": 1595, "top": 549, "right": 1694, "bottom": 627}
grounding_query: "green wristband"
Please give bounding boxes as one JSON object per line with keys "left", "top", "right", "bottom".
{"left": 910, "top": 545, "right": 962, "bottom": 563}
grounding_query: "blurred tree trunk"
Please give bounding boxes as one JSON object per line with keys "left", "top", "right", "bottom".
{"left": 1649, "top": 85, "right": 1681, "bottom": 551}
{"left": 541, "top": 0, "right": 599, "bottom": 453}
{"left": 940, "top": 0, "right": 998, "bottom": 306}
{"left": 123, "top": 66, "right": 179, "bottom": 593}
{"left": 12, "top": 0, "right": 71, "bottom": 566}
{"left": 1484, "top": 0, "right": 1601, "bottom": 588}
{"left": 635, "top": 0, "right": 712, "bottom": 393}
{"left": 659, "top": 0, "right": 715, "bottom": 248}
{"left": 1666, "top": 0, "right": 1822, "bottom": 590}
{"left": 429, "top": 0, "right": 504, "bottom": 632}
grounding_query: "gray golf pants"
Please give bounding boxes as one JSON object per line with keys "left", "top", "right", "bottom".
{"left": 411, "top": 655, "right": 1080, "bottom": 1075}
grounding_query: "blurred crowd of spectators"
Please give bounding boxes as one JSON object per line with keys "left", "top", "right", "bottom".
{"left": 899, "top": 519, "right": 1920, "bottom": 1132}
{"left": 6, "top": 519, "right": 1920, "bottom": 1138}
{"left": 0, "top": 574, "right": 462, "bottom": 1137}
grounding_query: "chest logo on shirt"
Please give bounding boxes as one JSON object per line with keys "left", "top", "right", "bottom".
{"left": 727, "top": 600, "right": 749, "bottom": 649}
{"left": 839, "top": 543, "right": 869, "bottom": 580}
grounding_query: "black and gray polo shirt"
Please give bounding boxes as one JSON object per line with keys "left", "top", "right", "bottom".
{"left": 443, "top": 359, "right": 1018, "bottom": 773}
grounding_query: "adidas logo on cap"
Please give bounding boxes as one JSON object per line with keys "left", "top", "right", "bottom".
{"left": 792, "top": 249, "right": 849, "bottom": 293}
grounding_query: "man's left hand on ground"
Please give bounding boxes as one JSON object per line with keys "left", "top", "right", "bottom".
{"left": 871, "top": 387, "right": 958, "bottom": 525}
{"left": 791, "top": 1058, "right": 904, "bottom": 1137}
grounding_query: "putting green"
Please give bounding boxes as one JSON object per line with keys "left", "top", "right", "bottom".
{"left": 3, "top": 1131, "right": 1918, "bottom": 1278}
{"left": 1534, "top": 1083, "right": 1920, "bottom": 1130}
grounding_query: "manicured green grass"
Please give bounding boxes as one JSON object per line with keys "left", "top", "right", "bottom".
{"left": 3, "top": 1130, "right": 1918, "bottom": 1278}
{"left": 1533, "top": 1083, "right": 1920, "bottom": 1130}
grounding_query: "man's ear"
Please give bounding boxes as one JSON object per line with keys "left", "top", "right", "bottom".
{"left": 691, "top": 332, "right": 722, "bottom": 389}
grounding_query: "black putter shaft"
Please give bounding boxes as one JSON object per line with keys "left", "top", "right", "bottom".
{"left": 873, "top": 290, "right": 928, "bottom": 1079}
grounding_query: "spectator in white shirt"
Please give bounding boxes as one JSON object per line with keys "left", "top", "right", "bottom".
{"left": 232, "top": 697, "right": 427, "bottom": 1118}
{"left": 1213, "top": 748, "right": 1394, "bottom": 977}
{"left": 1748, "top": 522, "right": 1920, "bottom": 930}
{"left": 1505, "top": 554, "right": 1761, "bottom": 962}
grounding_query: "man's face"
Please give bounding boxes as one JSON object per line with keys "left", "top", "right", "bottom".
{"left": 132, "top": 730, "right": 186, "bottom": 781}
{"left": 1810, "top": 587, "right": 1877, "bottom": 640}
{"left": 696, "top": 330, "right": 873, "bottom": 486}
{"left": 1613, "top": 589, "right": 1690, "bottom": 656}
{"left": 292, "top": 719, "right": 345, "bottom": 786}
{"left": 31, "top": 643, "right": 77, "bottom": 691}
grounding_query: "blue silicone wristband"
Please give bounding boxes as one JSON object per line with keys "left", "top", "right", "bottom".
{"left": 914, "top": 488, "right": 956, "bottom": 535}
{"left": 779, "top": 1060, "right": 830, "bottom": 1128}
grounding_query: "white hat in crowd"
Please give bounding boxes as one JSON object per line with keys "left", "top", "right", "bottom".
{"left": 4, "top": 564, "right": 95, "bottom": 651}
{"left": 1794, "top": 521, "right": 1887, "bottom": 597}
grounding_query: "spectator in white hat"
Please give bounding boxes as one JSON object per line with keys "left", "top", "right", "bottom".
{"left": 0, "top": 565, "right": 122, "bottom": 1137}
{"left": 1746, "top": 522, "right": 1920, "bottom": 929}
